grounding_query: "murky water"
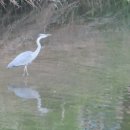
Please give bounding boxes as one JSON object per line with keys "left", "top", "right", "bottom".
{"left": 1, "top": 27, "right": 130, "bottom": 130}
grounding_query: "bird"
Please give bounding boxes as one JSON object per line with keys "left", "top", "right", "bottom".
{"left": 7, "top": 33, "right": 51, "bottom": 76}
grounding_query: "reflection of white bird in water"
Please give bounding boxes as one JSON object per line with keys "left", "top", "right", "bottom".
{"left": 7, "top": 34, "right": 51, "bottom": 76}
{"left": 61, "top": 101, "right": 65, "bottom": 121}
{"left": 8, "top": 85, "right": 48, "bottom": 114}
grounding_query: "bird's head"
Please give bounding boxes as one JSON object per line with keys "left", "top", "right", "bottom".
{"left": 38, "top": 33, "right": 51, "bottom": 39}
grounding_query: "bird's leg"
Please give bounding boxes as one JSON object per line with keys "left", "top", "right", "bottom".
{"left": 23, "top": 66, "right": 29, "bottom": 76}
{"left": 24, "top": 76, "right": 28, "bottom": 86}
{"left": 25, "top": 66, "right": 29, "bottom": 76}
{"left": 23, "top": 66, "right": 26, "bottom": 76}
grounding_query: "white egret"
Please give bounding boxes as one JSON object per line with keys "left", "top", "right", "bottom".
{"left": 7, "top": 34, "right": 51, "bottom": 76}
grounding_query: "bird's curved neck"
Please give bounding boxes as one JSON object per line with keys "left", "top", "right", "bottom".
{"left": 34, "top": 37, "right": 42, "bottom": 56}
{"left": 37, "top": 37, "right": 42, "bottom": 50}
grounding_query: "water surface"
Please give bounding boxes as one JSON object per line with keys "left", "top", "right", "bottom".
{"left": 1, "top": 27, "right": 130, "bottom": 130}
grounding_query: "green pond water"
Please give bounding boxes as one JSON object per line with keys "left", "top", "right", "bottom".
{"left": 1, "top": 28, "right": 130, "bottom": 130}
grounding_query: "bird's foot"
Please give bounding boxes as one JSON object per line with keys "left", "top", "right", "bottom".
{"left": 26, "top": 73, "right": 29, "bottom": 76}
{"left": 22, "top": 72, "right": 29, "bottom": 77}
{"left": 23, "top": 72, "right": 25, "bottom": 77}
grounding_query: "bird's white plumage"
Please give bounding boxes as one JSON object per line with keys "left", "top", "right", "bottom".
{"left": 7, "top": 33, "right": 51, "bottom": 76}
{"left": 7, "top": 51, "right": 33, "bottom": 68}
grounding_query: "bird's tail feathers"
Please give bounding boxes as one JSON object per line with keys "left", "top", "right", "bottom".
{"left": 7, "top": 63, "right": 15, "bottom": 68}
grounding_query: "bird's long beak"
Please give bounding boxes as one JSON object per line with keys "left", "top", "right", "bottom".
{"left": 39, "top": 34, "right": 51, "bottom": 38}
{"left": 47, "top": 34, "right": 51, "bottom": 36}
